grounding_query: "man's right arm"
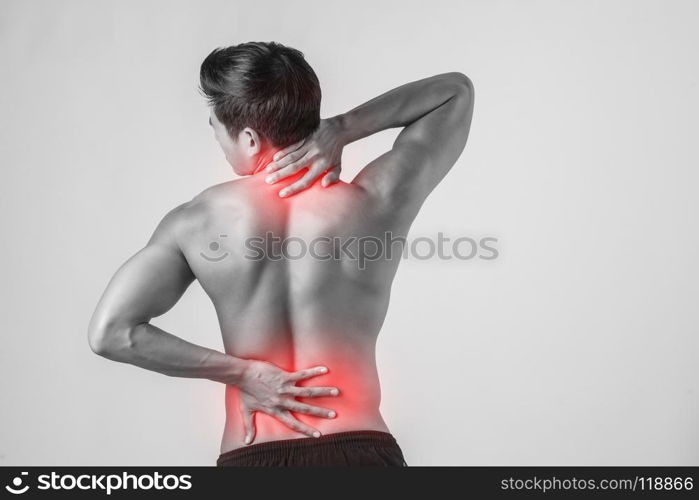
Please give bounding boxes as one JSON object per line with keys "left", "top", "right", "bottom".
{"left": 266, "top": 73, "right": 474, "bottom": 212}
{"left": 344, "top": 72, "right": 474, "bottom": 214}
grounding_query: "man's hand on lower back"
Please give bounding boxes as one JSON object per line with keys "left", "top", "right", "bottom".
{"left": 265, "top": 117, "right": 347, "bottom": 197}
{"left": 235, "top": 360, "right": 340, "bottom": 444}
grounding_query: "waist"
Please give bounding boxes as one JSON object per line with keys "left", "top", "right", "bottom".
{"left": 221, "top": 412, "right": 390, "bottom": 453}
{"left": 217, "top": 431, "right": 405, "bottom": 466}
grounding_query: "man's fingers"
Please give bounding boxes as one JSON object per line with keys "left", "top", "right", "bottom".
{"left": 287, "top": 365, "right": 329, "bottom": 382}
{"left": 272, "top": 139, "right": 305, "bottom": 163}
{"left": 283, "top": 401, "right": 337, "bottom": 419}
{"left": 265, "top": 152, "right": 310, "bottom": 184}
{"left": 321, "top": 165, "right": 341, "bottom": 187}
{"left": 275, "top": 410, "right": 321, "bottom": 438}
{"left": 268, "top": 147, "right": 308, "bottom": 172}
{"left": 279, "top": 386, "right": 340, "bottom": 398}
{"left": 279, "top": 165, "right": 326, "bottom": 198}
{"left": 242, "top": 410, "right": 256, "bottom": 445}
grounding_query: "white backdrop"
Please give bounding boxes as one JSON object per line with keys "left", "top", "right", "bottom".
{"left": 1, "top": 0, "right": 697, "bottom": 465}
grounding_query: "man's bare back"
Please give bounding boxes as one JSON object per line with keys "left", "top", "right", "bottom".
{"left": 177, "top": 173, "right": 409, "bottom": 451}
{"left": 89, "top": 41, "right": 473, "bottom": 465}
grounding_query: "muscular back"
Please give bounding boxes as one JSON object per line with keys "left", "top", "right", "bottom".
{"left": 175, "top": 173, "right": 410, "bottom": 449}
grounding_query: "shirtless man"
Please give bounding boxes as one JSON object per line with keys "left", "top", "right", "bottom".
{"left": 88, "top": 42, "right": 474, "bottom": 466}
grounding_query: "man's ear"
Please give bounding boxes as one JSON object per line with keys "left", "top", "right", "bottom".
{"left": 239, "top": 127, "right": 263, "bottom": 156}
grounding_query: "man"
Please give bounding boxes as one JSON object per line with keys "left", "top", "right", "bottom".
{"left": 88, "top": 41, "right": 474, "bottom": 466}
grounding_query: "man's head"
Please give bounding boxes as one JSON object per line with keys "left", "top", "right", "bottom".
{"left": 200, "top": 41, "right": 321, "bottom": 175}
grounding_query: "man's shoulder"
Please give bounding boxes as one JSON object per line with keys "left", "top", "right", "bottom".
{"left": 190, "top": 179, "right": 249, "bottom": 206}
{"left": 185, "top": 179, "right": 250, "bottom": 213}
{"left": 155, "top": 180, "right": 246, "bottom": 238}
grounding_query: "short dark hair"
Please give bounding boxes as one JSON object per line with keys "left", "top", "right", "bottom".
{"left": 199, "top": 41, "right": 321, "bottom": 148}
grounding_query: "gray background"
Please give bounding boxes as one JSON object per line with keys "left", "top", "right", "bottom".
{"left": 1, "top": 0, "right": 697, "bottom": 465}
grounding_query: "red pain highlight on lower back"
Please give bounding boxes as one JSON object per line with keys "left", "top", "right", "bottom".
{"left": 225, "top": 339, "right": 382, "bottom": 440}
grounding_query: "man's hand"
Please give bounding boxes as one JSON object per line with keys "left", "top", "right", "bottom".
{"left": 236, "top": 361, "right": 340, "bottom": 444}
{"left": 265, "top": 117, "right": 346, "bottom": 197}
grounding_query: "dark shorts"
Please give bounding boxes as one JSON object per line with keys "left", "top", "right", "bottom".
{"left": 216, "top": 430, "right": 407, "bottom": 466}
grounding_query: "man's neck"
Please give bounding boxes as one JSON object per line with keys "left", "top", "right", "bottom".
{"left": 251, "top": 148, "right": 278, "bottom": 175}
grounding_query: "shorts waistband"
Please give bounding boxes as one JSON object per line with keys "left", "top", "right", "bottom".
{"left": 217, "top": 431, "right": 399, "bottom": 464}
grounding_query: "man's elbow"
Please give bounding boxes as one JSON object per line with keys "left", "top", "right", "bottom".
{"left": 87, "top": 314, "right": 131, "bottom": 358}
{"left": 447, "top": 72, "right": 474, "bottom": 99}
